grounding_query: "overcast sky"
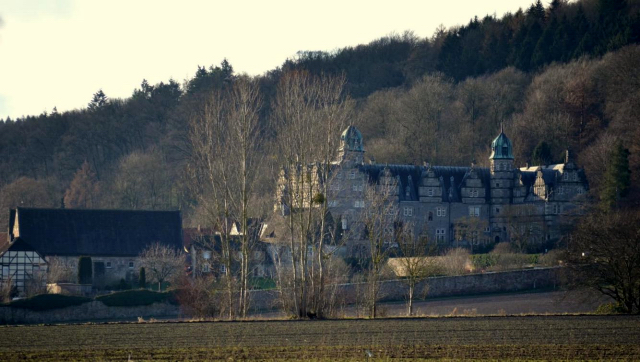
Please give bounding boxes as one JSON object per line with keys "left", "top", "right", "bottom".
{"left": 0, "top": 0, "right": 536, "bottom": 119}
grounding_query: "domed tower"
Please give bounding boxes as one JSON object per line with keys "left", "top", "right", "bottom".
{"left": 489, "top": 125, "right": 514, "bottom": 205}
{"left": 336, "top": 125, "right": 365, "bottom": 165}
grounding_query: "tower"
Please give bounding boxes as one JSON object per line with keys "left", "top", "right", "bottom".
{"left": 336, "top": 125, "right": 365, "bottom": 166}
{"left": 489, "top": 125, "right": 514, "bottom": 205}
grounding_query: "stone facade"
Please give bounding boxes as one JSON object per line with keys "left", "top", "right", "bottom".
{"left": 275, "top": 126, "right": 588, "bottom": 255}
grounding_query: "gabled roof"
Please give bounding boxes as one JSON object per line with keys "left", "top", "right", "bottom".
{"left": 359, "top": 164, "right": 491, "bottom": 203}
{"left": 8, "top": 208, "right": 182, "bottom": 257}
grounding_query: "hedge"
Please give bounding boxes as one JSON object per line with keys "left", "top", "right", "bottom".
{"left": 95, "top": 289, "right": 177, "bottom": 307}
{"left": 3, "top": 294, "right": 92, "bottom": 311}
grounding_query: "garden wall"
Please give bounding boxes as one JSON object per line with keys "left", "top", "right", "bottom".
{"left": 249, "top": 267, "right": 562, "bottom": 311}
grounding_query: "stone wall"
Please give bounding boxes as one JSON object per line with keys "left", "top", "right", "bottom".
{"left": 248, "top": 267, "right": 561, "bottom": 312}
{"left": 0, "top": 301, "right": 179, "bottom": 325}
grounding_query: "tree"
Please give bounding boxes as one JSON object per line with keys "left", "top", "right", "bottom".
{"left": 359, "top": 174, "right": 398, "bottom": 318}
{"left": 78, "top": 256, "right": 92, "bottom": 285}
{"left": 139, "top": 267, "right": 146, "bottom": 289}
{"left": 273, "top": 71, "right": 352, "bottom": 318}
{"left": 532, "top": 141, "right": 552, "bottom": 165}
{"left": 47, "top": 257, "right": 75, "bottom": 283}
{"left": 395, "top": 228, "right": 440, "bottom": 316}
{"left": 139, "top": 243, "right": 185, "bottom": 291}
{"left": 88, "top": 89, "right": 107, "bottom": 111}
{"left": 188, "top": 76, "right": 264, "bottom": 318}
{"left": 600, "top": 141, "right": 631, "bottom": 210}
{"left": 567, "top": 210, "right": 640, "bottom": 314}
{"left": 63, "top": 161, "right": 101, "bottom": 208}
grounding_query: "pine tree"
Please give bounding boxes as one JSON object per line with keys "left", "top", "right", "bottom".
{"left": 532, "top": 141, "right": 552, "bottom": 165}
{"left": 78, "top": 256, "right": 93, "bottom": 285}
{"left": 139, "top": 267, "right": 146, "bottom": 289}
{"left": 600, "top": 141, "right": 631, "bottom": 210}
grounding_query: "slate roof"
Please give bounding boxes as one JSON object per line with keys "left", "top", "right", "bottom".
{"left": 8, "top": 208, "right": 183, "bottom": 257}
{"left": 359, "top": 164, "right": 492, "bottom": 203}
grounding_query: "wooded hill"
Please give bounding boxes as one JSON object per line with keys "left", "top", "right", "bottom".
{"left": 0, "top": 0, "right": 638, "bottom": 227}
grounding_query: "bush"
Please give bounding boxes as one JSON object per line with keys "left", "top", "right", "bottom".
{"left": 441, "top": 248, "right": 471, "bottom": 276}
{"left": 4, "top": 294, "right": 92, "bottom": 311}
{"left": 78, "top": 256, "right": 92, "bottom": 284}
{"left": 95, "top": 289, "right": 177, "bottom": 307}
{"left": 595, "top": 302, "right": 626, "bottom": 315}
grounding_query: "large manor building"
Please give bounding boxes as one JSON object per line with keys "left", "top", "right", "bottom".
{"left": 274, "top": 126, "right": 588, "bottom": 255}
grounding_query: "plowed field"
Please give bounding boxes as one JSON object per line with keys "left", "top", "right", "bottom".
{"left": 1, "top": 315, "right": 638, "bottom": 360}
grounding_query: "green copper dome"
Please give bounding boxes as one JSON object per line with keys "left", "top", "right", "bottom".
{"left": 489, "top": 128, "right": 514, "bottom": 160}
{"left": 340, "top": 125, "right": 364, "bottom": 152}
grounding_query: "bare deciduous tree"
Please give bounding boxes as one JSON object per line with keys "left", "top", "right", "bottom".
{"left": 273, "top": 70, "right": 352, "bottom": 318}
{"left": 139, "top": 242, "right": 185, "bottom": 291}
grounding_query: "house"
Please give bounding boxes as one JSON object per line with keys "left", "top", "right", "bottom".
{"left": 2, "top": 208, "right": 183, "bottom": 290}
{"left": 274, "top": 125, "right": 588, "bottom": 255}
{"left": 184, "top": 221, "right": 275, "bottom": 279}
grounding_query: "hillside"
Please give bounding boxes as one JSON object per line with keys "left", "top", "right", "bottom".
{"left": 0, "top": 0, "right": 638, "bottom": 227}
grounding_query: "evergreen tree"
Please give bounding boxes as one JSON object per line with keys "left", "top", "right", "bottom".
{"left": 532, "top": 141, "right": 553, "bottom": 165}
{"left": 78, "top": 256, "right": 93, "bottom": 284}
{"left": 139, "top": 267, "right": 146, "bottom": 289}
{"left": 88, "top": 89, "right": 107, "bottom": 111}
{"left": 600, "top": 141, "right": 631, "bottom": 210}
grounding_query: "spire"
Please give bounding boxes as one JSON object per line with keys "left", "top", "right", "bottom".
{"left": 501, "top": 122, "right": 504, "bottom": 134}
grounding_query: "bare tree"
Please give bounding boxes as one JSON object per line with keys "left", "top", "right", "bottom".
{"left": 395, "top": 228, "right": 440, "bottom": 316}
{"left": 566, "top": 210, "right": 640, "bottom": 314}
{"left": 187, "top": 76, "right": 264, "bottom": 318}
{"left": 46, "top": 256, "right": 75, "bottom": 283}
{"left": 273, "top": 71, "right": 351, "bottom": 318}
{"left": 139, "top": 243, "right": 185, "bottom": 291}
{"left": 360, "top": 174, "right": 398, "bottom": 318}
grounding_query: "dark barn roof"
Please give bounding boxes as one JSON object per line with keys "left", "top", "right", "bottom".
{"left": 8, "top": 208, "right": 183, "bottom": 257}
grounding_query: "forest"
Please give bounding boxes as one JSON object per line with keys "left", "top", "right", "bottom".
{"left": 0, "top": 0, "right": 638, "bottom": 229}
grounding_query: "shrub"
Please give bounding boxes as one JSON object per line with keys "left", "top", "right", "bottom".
{"left": 595, "top": 302, "right": 625, "bottom": 315}
{"left": 441, "top": 248, "right": 471, "bottom": 276}
{"left": 539, "top": 249, "right": 563, "bottom": 267}
{"left": 139, "top": 267, "right": 146, "bottom": 289}
{"left": 5, "top": 294, "right": 92, "bottom": 311}
{"left": 78, "top": 256, "right": 92, "bottom": 284}
{"left": 95, "top": 289, "right": 177, "bottom": 307}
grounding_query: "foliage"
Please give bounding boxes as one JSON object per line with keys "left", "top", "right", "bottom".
{"left": 77, "top": 256, "right": 92, "bottom": 284}
{"left": 532, "top": 141, "right": 552, "bottom": 165}
{"left": 95, "top": 289, "right": 177, "bottom": 307}
{"left": 3, "top": 294, "right": 92, "bottom": 311}
{"left": 441, "top": 248, "right": 471, "bottom": 276}
{"left": 600, "top": 141, "right": 631, "bottom": 210}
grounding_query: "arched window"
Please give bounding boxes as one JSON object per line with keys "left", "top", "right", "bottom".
{"left": 428, "top": 212, "right": 433, "bottom": 221}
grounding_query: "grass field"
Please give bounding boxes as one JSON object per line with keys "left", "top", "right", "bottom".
{"left": 1, "top": 315, "right": 639, "bottom": 360}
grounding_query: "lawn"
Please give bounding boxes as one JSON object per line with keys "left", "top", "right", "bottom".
{"left": 1, "top": 315, "right": 638, "bottom": 360}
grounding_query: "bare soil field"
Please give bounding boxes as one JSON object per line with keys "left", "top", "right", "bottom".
{"left": 1, "top": 315, "right": 638, "bottom": 360}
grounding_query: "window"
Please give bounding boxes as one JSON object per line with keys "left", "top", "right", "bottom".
{"left": 572, "top": 173, "right": 578, "bottom": 181}
{"left": 557, "top": 186, "right": 564, "bottom": 194}
{"left": 436, "top": 229, "right": 446, "bottom": 242}
{"left": 427, "top": 189, "right": 434, "bottom": 197}
{"left": 348, "top": 171, "right": 356, "bottom": 179}
{"left": 469, "top": 206, "right": 480, "bottom": 217}
{"left": 470, "top": 189, "right": 479, "bottom": 197}
{"left": 128, "top": 261, "right": 134, "bottom": 269}
{"left": 106, "top": 261, "right": 112, "bottom": 268}
{"left": 428, "top": 211, "right": 433, "bottom": 221}
{"left": 330, "top": 183, "right": 340, "bottom": 191}
{"left": 341, "top": 216, "right": 348, "bottom": 230}
{"left": 437, "top": 207, "right": 446, "bottom": 217}
{"left": 495, "top": 207, "right": 500, "bottom": 214}
{"left": 203, "top": 264, "right": 210, "bottom": 273}
{"left": 328, "top": 200, "right": 338, "bottom": 207}
{"left": 403, "top": 207, "right": 413, "bottom": 217}
{"left": 577, "top": 187, "right": 583, "bottom": 194}
{"left": 354, "top": 200, "right": 365, "bottom": 208}
{"left": 336, "top": 172, "right": 343, "bottom": 179}
{"left": 220, "top": 265, "right": 226, "bottom": 273}
{"left": 553, "top": 204, "right": 560, "bottom": 214}
{"left": 496, "top": 182, "right": 500, "bottom": 188}
{"left": 352, "top": 184, "right": 363, "bottom": 192}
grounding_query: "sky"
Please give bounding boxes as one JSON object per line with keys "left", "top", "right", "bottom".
{"left": 0, "top": 0, "right": 537, "bottom": 119}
